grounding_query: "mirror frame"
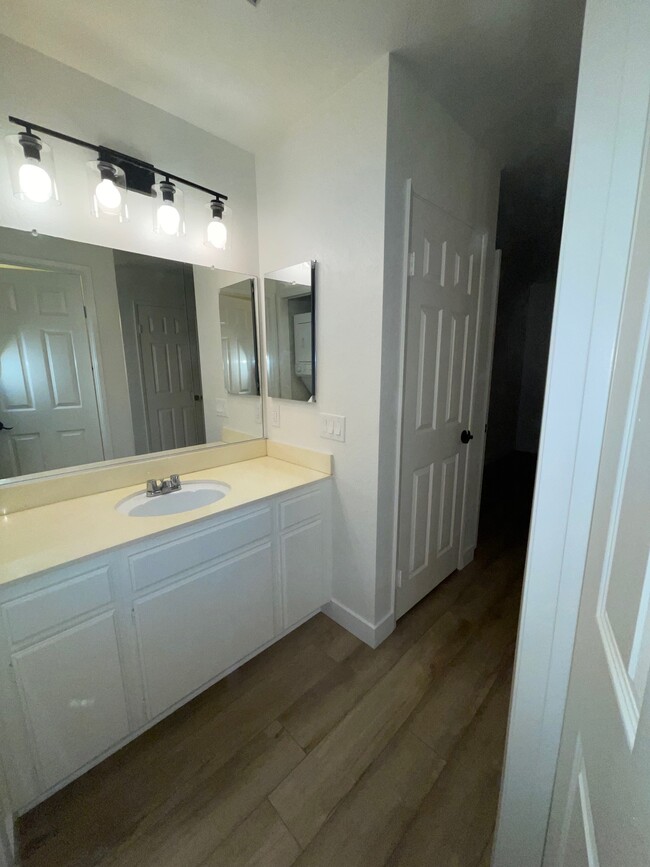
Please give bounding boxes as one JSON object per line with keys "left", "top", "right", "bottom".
{"left": 0, "top": 233, "right": 266, "bottom": 488}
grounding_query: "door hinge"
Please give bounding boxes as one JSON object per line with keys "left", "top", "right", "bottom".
{"left": 138, "top": 324, "right": 144, "bottom": 334}
{"left": 83, "top": 305, "right": 88, "bottom": 319}
{"left": 408, "top": 252, "right": 415, "bottom": 277}
{"left": 396, "top": 569, "right": 403, "bottom": 588}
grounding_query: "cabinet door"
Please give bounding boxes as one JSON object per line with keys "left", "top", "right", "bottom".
{"left": 281, "top": 520, "right": 325, "bottom": 628}
{"left": 12, "top": 613, "right": 129, "bottom": 791}
{"left": 135, "top": 543, "right": 275, "bottom": 719}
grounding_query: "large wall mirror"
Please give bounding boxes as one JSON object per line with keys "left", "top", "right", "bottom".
{"left": 265, "top": 261, "right": 315, "bottom": 402}
{"left": 0, "top": 226, "right": 263, "bottom": 483}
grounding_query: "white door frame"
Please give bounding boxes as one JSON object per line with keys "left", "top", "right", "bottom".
{"left": 493, "top": 0, "right": 650, "bottom": 863}
{"left": 0, "top": 251, "right": 115, "bottom": 462}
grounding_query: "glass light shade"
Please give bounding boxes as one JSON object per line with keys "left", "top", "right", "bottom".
{"left": 205, "top": 202, "right": 231, "bottom": 252}
{"left": 5, "top": 133, "right": 59, "bottom": 204}
{"left": 87, "top": 160, "right": 128, "bottom": 221}
{"left": 152, "top": 181, "right": 184, "bottom": 237}
{"left": 206, "top": 217, "right": 227, "bottom": 250}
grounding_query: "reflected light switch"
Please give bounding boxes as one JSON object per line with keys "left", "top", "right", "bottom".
{"left": 215, "top": 398, "right": 228, "bottom": 417}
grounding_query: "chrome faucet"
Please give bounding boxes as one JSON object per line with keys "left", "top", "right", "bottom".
{"left": 146, "top": 474, "right": 182, "bottom": 497}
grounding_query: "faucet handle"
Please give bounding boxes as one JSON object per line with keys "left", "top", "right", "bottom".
{"left": 169, "top": 474, "right": 181, "bottom": 489}
{"left": 146, "top": 479, "right": 161, "bottom": 496}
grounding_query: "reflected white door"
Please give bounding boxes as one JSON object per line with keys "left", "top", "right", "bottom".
{"left": 137, "top": 304, "right": 200, "bottom": 453}
{"left": 544, "top": 117, "right": 650, "bottom": 867}
{"left": 396, "top": 192, "right": 484, "bottom": 618}
{"left": 0, "top": 267, "right": 104, "bottom": 478}
{"left": 220, "top": 291, "right": 256, "bottom": 395}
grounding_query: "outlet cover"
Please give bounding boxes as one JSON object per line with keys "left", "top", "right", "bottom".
{"left": 215, "top": 398, "right": 228, "bottom": 417}
{"left": 270, "top": 404, "right": 281, "bottom": 427}
{"left": 320, "top": 413, "right": 345, "bottom": 442}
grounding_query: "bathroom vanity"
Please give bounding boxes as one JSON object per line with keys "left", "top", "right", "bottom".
{"left": 0, "top": 453, "right": 332, "bottom": 813}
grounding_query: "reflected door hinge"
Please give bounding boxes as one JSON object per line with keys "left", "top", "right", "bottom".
{"left": 408, "top": 252, "right": 415, "bottom": 277}
{"left": 396, "top": 568, "right": 403, "bottom": 588}
{"left": 83, "top": 305, "right": 88, "bottom": 319}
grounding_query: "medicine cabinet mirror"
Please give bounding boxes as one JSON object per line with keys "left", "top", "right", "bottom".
{"left": 0, "top": 226, "right": 263, "bottom": 483}
{"left": 264, "top": 260, "right": 315, "bottom": 402}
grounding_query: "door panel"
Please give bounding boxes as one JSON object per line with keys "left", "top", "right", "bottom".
{"left": 134, "top": 544, "right": 275, "bottom": 720}
{"left": 137, "top": 303, "right": 200, "bottom": 453}
{"left": 12, "top": 613, "right": 129, "bottom": 791}
{"left": 396, "top": 193, "right": 484, "bottom": 618}
{"left": 545, "top": 110, "right": 650, "bottom": 866}
{"left": 0, "top": 267, "right": 104, "bottom": 478}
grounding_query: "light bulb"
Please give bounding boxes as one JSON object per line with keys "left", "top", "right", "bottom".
{"left": 18, "top": 161, "right": 53, "bottom": 203}
{"left": 95, "top": 177, "right": 122, "bottom": 210}
{"left": 207, "top": 218, "right": 227, "bottom": 250}
{"left": 157, "top": 202, "right": 180, "bottom": 235}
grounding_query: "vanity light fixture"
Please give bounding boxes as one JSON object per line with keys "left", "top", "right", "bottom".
{"left": 5, "top": 116, "right": 229, "bottom": 247}
{"left": 154, "top": 179, "right": 184, "bottom": 236}
{"left": 87, "top": 158, "right": 128, "bottom": 220}
{"left": 5, "top": 128, "right": 58, "bottom": 203}
{"left": 206, "top": 198, "right": 228, "bottom": 250}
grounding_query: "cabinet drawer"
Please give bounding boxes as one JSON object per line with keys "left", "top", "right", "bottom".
{"left": 128, "top": 507, "right": 272, "bottom": 593}
{"left": 2, "top": 567, "right": 113, "bottom": 646}
{"left": 280, "top": 489, "right": 322, "bottom": 530}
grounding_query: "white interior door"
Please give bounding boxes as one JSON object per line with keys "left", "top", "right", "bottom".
{"left": 0, "top": 266, "right": 104, "bottom": 478}
{"left": 137, "top": 303, "right": 200, "bottom": 452}
{"left": 544, "top": 114, "right": 650, "bottom": 867}
{"left": 396, "top": 192, "right": 483, "bottom": 619}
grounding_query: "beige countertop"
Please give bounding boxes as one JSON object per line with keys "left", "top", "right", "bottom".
{"left": 0, "top": 456, "right": 330, "bottom": 587}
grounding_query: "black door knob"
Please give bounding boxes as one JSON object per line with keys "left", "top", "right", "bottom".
{"left": 0, "top": 421, "right": 13, "bottom": 431}
{"left": 460, "top": 429, "right": 473, "bottom": 444}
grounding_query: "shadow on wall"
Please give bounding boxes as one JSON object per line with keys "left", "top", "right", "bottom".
{"left": 485, "top": 149, "right": 569, "bottom": 466}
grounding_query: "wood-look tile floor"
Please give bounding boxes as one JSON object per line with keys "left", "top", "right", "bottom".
{"left": 17, "top": 527, "right": 525, "bottom": 867}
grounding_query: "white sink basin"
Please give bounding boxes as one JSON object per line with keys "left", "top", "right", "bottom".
{"left": 116, "top": 481, "right": 230, "bottom": 517}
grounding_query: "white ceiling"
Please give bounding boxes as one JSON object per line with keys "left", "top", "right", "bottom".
{"left": 0, "top": 0, "right": 585, "bottom": 166}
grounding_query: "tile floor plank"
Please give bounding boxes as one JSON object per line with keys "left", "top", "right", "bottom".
{"left": 386, "top": 665, "right": 514, "bottom": 867}
{"left": 201, "top": 800, "right": 301, "bottom": 867}
{"left": 97, "top": 722, "right": 305, "bottom": 867}
{"left": 295, "top": 728, "right": 445, "bottom": 866}
{"left": 269, "top": 610, "right": 471, "bottom": 848}
{"left": 408, "top": 584, "right": 520, "bottom": 760}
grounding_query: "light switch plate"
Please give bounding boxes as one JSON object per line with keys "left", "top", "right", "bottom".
{"left": 270, "top": 404, "right": 281, "bottom": 427}
{"left": 215, "top": 398, "right": 228, "bottom": 417}
{"left": 320, "top": 413, "right": 346, "bottom": 442}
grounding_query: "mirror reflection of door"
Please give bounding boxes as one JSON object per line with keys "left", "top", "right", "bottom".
{"left": 219, "top": 280, "right": 258, "bottom": 396}
{"left": 0, "top": 264, "right": 105, "bottom": 478}
{"left": 115, "top": 251, "right": 205, "bottom": 455}
{"left": 136, "top": 303, "right": 200, "bottom": 453}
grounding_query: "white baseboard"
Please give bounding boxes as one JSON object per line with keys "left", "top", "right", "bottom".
{"left": 323, "top": 599, "right": 395, "bottom": 648}
{"left": 458, "top": 545, "right": 476, "bottom": 570}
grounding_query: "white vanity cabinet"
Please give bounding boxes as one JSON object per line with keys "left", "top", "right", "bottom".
{"left": 0, "top": 479, "right": 331, "bottom": 813}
